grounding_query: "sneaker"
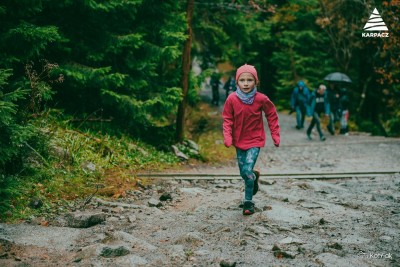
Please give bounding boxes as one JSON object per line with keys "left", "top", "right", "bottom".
{"left": 320, "top": 135, "right": 326, "bottom": 141}
{"left": 253, "top": 169, "right": 260, "bottom": 195}
{"left": 307, "top": 133, "right": 312, "bottom": 140}
{"left": 243, "top": 201, "right": 255, "bottom": 215}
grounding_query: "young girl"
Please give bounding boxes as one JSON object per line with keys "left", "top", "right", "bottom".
{"left": 222, "top": 64, "right": 280, "bottom": 215}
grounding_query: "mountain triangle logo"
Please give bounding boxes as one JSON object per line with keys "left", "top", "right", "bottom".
{"left": 362, "top": 8, "right": 389, "bottom": 38}
{"left": 363, "top": 8, "right": 388, "bottom": 31}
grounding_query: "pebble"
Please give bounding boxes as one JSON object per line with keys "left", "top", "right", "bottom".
{"left": 379, "top": 235, "right": 392, "bottom": 242}
{"left": 220, "top": 260, "right": 236, "bottom": 267}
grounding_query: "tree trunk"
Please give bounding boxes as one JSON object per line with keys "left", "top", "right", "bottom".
{"left": 176, "top": 0, "right": 194, "bottom": 142}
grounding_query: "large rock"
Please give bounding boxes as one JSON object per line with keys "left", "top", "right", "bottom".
{"left": 171, "top": 145, "right": 189, "bottom": 160}
{"left": 65, "top": 211, "right": 106, "bottom": 228}
{"left": 185, "top": 140, "right": 199, "bottom": 151}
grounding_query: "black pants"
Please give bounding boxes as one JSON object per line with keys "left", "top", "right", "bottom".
{"left": 307, "top": 111, "right": 324, "bottom": 137}
{"left": 211, "top": 87, "right": 219, "bottom": 106}
{"left": 295, "top": 105, "right": 306, "bottom": 128}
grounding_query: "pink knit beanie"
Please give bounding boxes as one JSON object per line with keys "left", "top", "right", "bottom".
{"left": 235, "top": 64, "right": 259, "bottom": 83}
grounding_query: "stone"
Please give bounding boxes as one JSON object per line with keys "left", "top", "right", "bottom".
{"left": 260, "top": 180, "right": 276, "bottom": 185}
{"left": 319, "top": 218, "right": 327, "bottom": 225}
{"left": 148, "top": 198, "right": 162, "bottom": 207}
{"left": 301, "top": 202, "right": 323, "bottom": 209}
{"left": 273, "top": 250, "right": 295, "bottom": 259}
{"left": 379, "top": 235, "right": 392, "bottom": 242}
{"left": 111, "top": 206, "right": 124, "bottom": 213}
{"left": 50, "top": 145, "right": 71, "bottom": 161}
{"left": 81, "top": 161, "right": 96, "bottom": 172}
{"left": 220, "top": 259, "right": 237, "bottom": 267}
{"left": 128, "top": 215, "right": 137, "bottom": 223}
{"left": 28, "top": 198, "right": 43, "bottom": 209}
{"left": 246, "top": 225, "right": 272, "bottom": 235}
{"left": 171, "top": 145, "right": 189, "bottom": 160}
{"left": 327, "top": 242, "right": 343, "bottom": 250}
{"left": 186, "top": 139, "right": 199, "bottom": 151}
{"left": 292, "top": 182, "right": 314, "bottom": 189}
{"left": 100, "top": 245, "right": 130, "bottom": 258}
{"left": 65, "top": 211, "right": 106, "bottom": 228}
{"left": 278, "top": 236, "right": 304, "bottom": 245}
{"left": 159, "top": 192, "right": 172, "bottom": 201}
{"left": 188, "top": 148, "right": 199, "bottom": 155}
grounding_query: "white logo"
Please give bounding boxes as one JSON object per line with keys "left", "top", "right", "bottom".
{"left": 362, "top": 8, "right": 389, "bottom": 38}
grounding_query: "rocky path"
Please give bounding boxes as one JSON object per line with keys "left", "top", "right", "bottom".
{"left": 1, "top": 110, "right": 400, "bottom": 266}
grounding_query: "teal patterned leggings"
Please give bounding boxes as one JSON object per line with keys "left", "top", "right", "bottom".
{"left": 236, "top": 147, "right": 260, "bottom": 202}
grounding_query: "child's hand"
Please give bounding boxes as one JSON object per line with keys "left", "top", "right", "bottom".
{"left": 224, "top": 140, "right": 232, "bottom": 148}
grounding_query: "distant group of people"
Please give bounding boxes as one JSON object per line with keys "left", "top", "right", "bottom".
{"left": 290, "top": 80, "right": 350, "bottom": 141}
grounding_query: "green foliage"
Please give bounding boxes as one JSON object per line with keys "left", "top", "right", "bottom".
{"left": 1, "top": 22, "right": 63, "bottom": 66}
{"left": 270, "top": 1, "right": 335, "bottom": 102}
{"left": 0, "top": 0, "right": 189, "bottom": 143}
{"left": 0, "top": 69, "right": 31, "bottom": 169}
{"left": 386, "top": 117, "right": 400, "bottom": 136}
{"left": 355, "top": 117, "right": 383, "bottom": 136}
{"left": 0, "top": 73, "right": 25, "bottom": 127}
{"left": 0, "top": 68, "right": 48, "bottom": 217}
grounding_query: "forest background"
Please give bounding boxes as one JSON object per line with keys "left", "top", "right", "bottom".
{"left": 0, "top": 0, "right": 399, "bottom": 221}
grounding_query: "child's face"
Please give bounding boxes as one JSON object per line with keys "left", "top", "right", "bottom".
{"left": 237, "top": 73, "right": 256, "bottom": 93}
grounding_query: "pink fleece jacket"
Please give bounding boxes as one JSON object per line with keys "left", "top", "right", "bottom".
{"left": 222, "top": 92, "right": 280, "bottom": 150}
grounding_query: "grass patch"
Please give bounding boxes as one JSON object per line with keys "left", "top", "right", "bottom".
{"left": 1, "top": 113, "right": 182, "bottom": 222}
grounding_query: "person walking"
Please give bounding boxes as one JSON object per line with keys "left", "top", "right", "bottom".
{"left": 290, "top": 80, "right": 310, "bottom": 129}
{"left": 222, "top": 64, "right": 280, "bottom": 215}
{"left": 326, "top": 83, "right": 340, "bottom": 135}
{"left": 223, "top": 75, "right": 236, "bottom": 99}
{"left": 210, "top": 73, "right": 221, "bottom": 106}
{"left": 339, "top": 87, "right": 350, "bottom": 135}
{"left": 306, "top": 84, "right": 330, "bottom": 141}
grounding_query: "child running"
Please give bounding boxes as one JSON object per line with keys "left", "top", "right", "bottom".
{"left": 222, "top": 64, "right": 280, "bottom": 215}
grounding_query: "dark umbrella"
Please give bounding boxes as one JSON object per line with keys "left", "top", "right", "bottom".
{"left": 324, "top": 72, "right": 352, "bottom": 83}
